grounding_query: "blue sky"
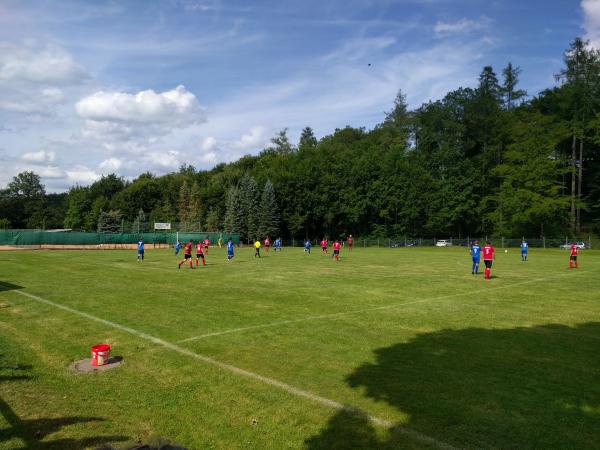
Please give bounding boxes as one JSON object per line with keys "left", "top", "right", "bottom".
{"left": 0, "top": 0, "right": 596, "bottom": 191}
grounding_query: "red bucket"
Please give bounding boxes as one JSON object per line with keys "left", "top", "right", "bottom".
{"left": 91, "top": 344, "right": 111, "bottom": 366}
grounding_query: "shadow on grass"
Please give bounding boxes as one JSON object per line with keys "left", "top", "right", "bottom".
{"left": 0, "top": 397, "right": 128, "bottom": 449}
{"left": 0, "top": 281, "right": 23, "bottom": 292}
{"left": 0, "top": 353, "right": 128, "bottom": 449}
{"left": 306, "top": 322, "right": 600, "bottom": 449}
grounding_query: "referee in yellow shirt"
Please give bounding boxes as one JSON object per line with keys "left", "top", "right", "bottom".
{"left": 254, "top": 239, "right": 261, "bottom": 258}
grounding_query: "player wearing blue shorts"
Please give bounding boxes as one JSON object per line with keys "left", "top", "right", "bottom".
{"left": 521, "top": 240, "right": 528, "bottom": 261}
{"left": 137, "top": 239, "right": 144, "bottom": 262}
{"left": 227, "top": 239, "right": 235, "bottom": 262}
{"left": 470, "top": 240, "right": 481, "bottom": 275}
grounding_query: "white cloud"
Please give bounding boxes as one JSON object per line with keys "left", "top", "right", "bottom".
{"left": 41, "top": 88, "right": 65, "bottom": 103}
{"left": 582, "top": 0, "right": 600, "bottom": 47}
{"left": 232, "top": 126, "right": 267, "bottom": 150}
{"left": 434, "top": 17, "right": 491, "bottom": 35}
{"left": 22, "top": 150, "right": 56, "bottom": 163}
{"left": 98, "top": 157, "right": 123, "bottom": 172}
{"left": 322, "top": 36, "right": 397, "bottom": 62}
{"left": 0, "top": 42, "right": 89, "bottom": 119}
{"left": 0, "top": 42, "right": 89, "bottom": 85}
{"left": 66, "top": 165, "right": 100, "bottom": 184}
{"left": 34, "top": 165, "right": 63, "bottom": 178}
{"left": 199, "top": 151, "right": 218, "bottom": 164}
{"left": 143, "top": 150, "right": 181, "bottom": 169}
{"left": 75, "top": 85, "right": 204, "bottom": 125}
{"left": 201, "top": 136, "right": 217, "bottom": 151}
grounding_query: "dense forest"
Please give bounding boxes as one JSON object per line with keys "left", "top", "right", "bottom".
{"left": 2, "top": 37, "right": 600, "bottom": 240}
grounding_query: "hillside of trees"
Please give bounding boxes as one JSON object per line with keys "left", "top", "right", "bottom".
{"left": 2, "top": 37, "right": 600, "bottom": 240}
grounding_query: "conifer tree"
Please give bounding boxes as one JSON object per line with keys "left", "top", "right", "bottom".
{"left": 178, "top": 180, "right": 190, "bottom": 230}
{"left": 258, "top": 180, "right": 279, "bottom": 237}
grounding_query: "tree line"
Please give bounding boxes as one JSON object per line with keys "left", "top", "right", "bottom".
{"left": 1, "top": 37, "right": 599, "bottom": 240}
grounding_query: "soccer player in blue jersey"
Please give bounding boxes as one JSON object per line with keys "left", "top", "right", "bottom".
{"left": 470, "top": 240, "right": 481, "bottom": 275}
{"left": 137, "top": 239, "right": 144, "bottom": 262}
{"left": 174, "top": 240, "right": 181, "bottom": 255}
{"left": 304, "top": 239, "right": 311, "bottom": 254}
{"left": 226, "top": 238, "right": 235, "bottom": 262}
{"left": 521, "top": 240, "right": 528, "bottom": 262}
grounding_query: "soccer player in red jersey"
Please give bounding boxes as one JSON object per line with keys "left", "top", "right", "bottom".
{"left": 347, "top": 235, "right": 353, "bottom": 251}
{"left": 482, "top": 240, "right": 495, "bottom": 279}
{"left": 321, "top": 238, "right": 328, "bottom": 254}
{"left": 195, "top": 241, "right": 205, "bottom": 267}
{"left": 178, "top": 240, "right": 194, "bottom": 269}
{"left": 203, "top": 237, "right": 210, "bottom": 255}
{"left": 264, "top": 237, "right": 270, "bottom": 252}
{"left": 332, "top": 240, "right": 342, "bottom": 261}
{"left": 569, "top": 243, "right": 579, "bottom": 269}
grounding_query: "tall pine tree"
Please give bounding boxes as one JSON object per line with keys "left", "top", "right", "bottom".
{"left": 257, "top": 180, "right": 279, "bottom": 237}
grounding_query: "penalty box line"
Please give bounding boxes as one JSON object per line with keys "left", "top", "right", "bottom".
{"left": 179, "top": 269, "right": 589, "bottom": 343}
{"left": 15, "top": 289, "right": 456, "bottom": 450}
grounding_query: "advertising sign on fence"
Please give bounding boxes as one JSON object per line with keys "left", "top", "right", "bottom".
{"left": 154, "top": 223, "right": 172, "bottom": 230}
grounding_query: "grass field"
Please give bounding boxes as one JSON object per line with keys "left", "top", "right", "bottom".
{"left": 0, "top": 245, "right": 599, "bottom": 449}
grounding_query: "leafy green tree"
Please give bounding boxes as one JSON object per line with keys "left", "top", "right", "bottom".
{"left": 204, "top": 208, "right": 221, "bottom": 231}
{"left": 177, "top": 180, "right": 190, "bottom": 229}
{"left": 64, "top": 187, "right": 90, "bottom": 230}
{"left": 84, "top": 196, "right": 109, "bottom": 231}
{"left": 555, "top": 37, "right": 600, "bottom": 232}
{"left": 188, "top": 181, "right": 203, "bottom": 230}
{"left": 484, "top": 111, "right": 570, "bottom": 236}
{"left": 6, "top": 171, "right": 45, "bottom": 198}
{"left": 89, "top": 174, "right": 125, "bottom": 200}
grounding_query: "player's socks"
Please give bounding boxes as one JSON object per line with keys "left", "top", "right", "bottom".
{"left": 202, "top": 259, "right": 205, "bottom": 266}
{"left": 189, "top": 260, "right": 193, "bottom": 268}
{"left": 484, "top": 268, "right": 490, "bottom": 279}
{"left": 570, "top": 260, "right": 573, "bottom": 269}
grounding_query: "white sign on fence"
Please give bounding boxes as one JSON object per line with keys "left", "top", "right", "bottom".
{"left": 154, "top": 222, "right": 171, "bottom": 230}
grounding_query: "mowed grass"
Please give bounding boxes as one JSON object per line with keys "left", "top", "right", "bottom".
{"left": 0, "top": 245, "right": 599, "bottom": 449}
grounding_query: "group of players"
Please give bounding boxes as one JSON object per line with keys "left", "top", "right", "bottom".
{"left": 469, "top": 239, "right": 581, "bottom": 280}
{"left": 135, "top": 234, "right": 581, "bottom": 276}
{"left": 166, "top": 234, "right": 355, "bottom": 268}
{"left": 303, "top": 236, "right": 352, "bottom": 261}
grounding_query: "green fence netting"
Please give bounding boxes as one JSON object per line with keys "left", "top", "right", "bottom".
{"left": 0, "top": 230, "right": 239, "bottom": 246}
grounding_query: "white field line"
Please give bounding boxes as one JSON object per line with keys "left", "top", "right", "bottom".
{"left": 179, "top": 270, "right": 588, "bottom": 343}
{"left": 14, "top": 290, "right": 454, "bottom": 450}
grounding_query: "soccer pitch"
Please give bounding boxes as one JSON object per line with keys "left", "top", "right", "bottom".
{"left": 0, "top": 247, "right": 599, "bottom": 449}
